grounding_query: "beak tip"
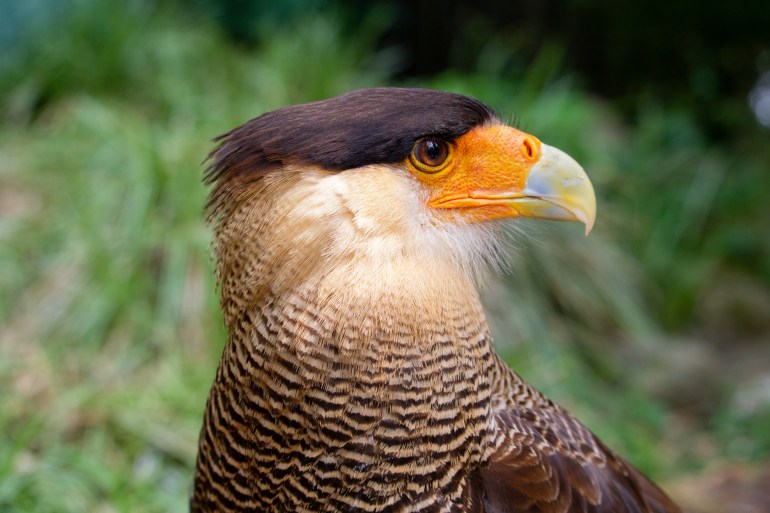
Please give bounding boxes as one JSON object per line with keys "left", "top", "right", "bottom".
{"left": 575, "top": 209, "right": 595, "bottom": 236}
{"left": 582, "top": 199, "right": 597, "bottom": 235}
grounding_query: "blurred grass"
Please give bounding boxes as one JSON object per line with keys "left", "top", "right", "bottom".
{"left": 1, "top": 1, "right": 769, "bottom": 512}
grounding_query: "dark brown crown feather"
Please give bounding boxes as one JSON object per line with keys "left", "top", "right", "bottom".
{"left": 203, "top": 88, "right": 497, "bottom": 218}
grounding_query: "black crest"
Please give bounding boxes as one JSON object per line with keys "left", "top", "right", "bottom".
{"left": 204, "top": 88, "right": 497, "bottom": 187}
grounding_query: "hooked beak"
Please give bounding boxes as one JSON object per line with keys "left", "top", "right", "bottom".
{"left": 494, "top": 143, "right": 596, "bottom": 234}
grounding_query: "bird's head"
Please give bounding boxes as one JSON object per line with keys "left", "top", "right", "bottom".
{"left": 205, "top": 88, "right": 595, "bottom": 313}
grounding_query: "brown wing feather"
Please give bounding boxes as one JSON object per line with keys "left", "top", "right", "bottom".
{"left": 470, "top": 408, "right": 681, "bottom": 513}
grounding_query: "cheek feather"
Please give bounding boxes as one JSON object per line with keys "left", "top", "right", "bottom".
{"left": 217, "top": 164, "right": 514, "bottom": 300}
{"left": 299, "top": 165, "right": 510, "bottom": 285}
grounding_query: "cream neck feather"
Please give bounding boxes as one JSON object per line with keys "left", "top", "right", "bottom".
{"left": 212, "top": 164, "right": 507, "bottom": 331}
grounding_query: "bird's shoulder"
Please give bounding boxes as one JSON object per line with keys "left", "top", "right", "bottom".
{"left": 467, "top": 399, "right": 681, "bottom": 513}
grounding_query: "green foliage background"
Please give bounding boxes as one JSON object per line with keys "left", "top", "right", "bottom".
{"left": 1, "top": 1, "right": 768, "bottom": 511}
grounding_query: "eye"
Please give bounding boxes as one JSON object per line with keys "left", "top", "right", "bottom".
{"left": 410, "top": 137, "right": 450, "bottom": 172}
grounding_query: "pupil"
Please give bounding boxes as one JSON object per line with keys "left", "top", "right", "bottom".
{"left": 426, "top": 140, "right": 439, "bottom": 160}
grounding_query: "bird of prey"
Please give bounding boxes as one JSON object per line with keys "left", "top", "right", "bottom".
{"left": 191, "top": 88, "right": 681, "bottom": 513}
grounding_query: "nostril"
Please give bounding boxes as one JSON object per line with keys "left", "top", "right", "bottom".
{"left": 521, "top": 136, "right": 539, "bottom": 161}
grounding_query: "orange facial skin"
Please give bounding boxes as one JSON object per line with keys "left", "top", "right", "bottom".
{"left": 404, "top": 124, "right": 597, "bottom": 232}
{"left": 405, "top": 125, "right": 543, "bottom": 223}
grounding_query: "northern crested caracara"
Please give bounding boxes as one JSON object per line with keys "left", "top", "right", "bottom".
{"left": 191, "top": 88, "right": 681, "bottom": 513}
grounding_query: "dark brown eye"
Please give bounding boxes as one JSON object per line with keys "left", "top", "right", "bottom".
{"left": 412, "top": 137, "right": 450, "bottom": 171}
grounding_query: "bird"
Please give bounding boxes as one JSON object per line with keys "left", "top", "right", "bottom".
{"left": 191, "top": 87, "right": 682, "bottom": 513}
